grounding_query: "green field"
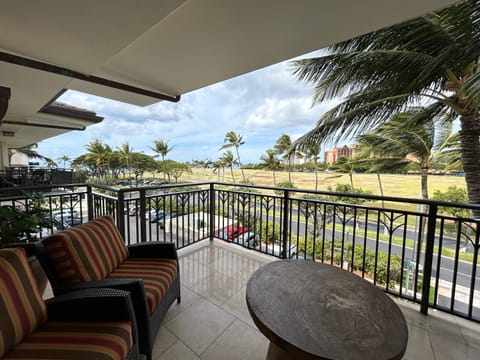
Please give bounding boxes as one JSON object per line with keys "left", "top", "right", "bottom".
{"left": 179, "top": 168, "right": 466, "bottom": 201}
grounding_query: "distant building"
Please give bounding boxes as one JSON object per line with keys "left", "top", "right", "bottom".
{"left": 324, "top": 144, "right": 360, "bottom": 165}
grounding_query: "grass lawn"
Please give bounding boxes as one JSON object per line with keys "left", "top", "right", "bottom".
{"left": 178, "top": 168, "right": 466, "bottom": 201}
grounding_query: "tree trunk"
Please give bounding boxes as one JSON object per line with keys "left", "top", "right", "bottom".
{"left": 420, "top": 169, "right": 428, "bottom": 200}
{"left": 273, "top": 169, "right": 276, "bottom": 186}
{"left": 349, "top": 171, "right": 354, "bottom": 191}
{"left": 230, "top": 167, "right": 235, "bottom": 183}
{"left": 235, "top": 147, "right": 246, "bottom": 182}
{"left": 314, "top": 160, "right": 318, "bottom": 191}
{"left": 162, "top": 156, "right": 166, "bottom": 182}
{"left": 377, "top": 171, "right": 388, "bottom": 235}
{"left": 288, "top": 156, "right": 292, "bottom": 184}
{"left": 459, "top": 113, "right": 480, "bottom": 218}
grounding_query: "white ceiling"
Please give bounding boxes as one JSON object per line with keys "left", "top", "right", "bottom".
{"left": 0, "top": 0, "right": 458, "bottom": 149}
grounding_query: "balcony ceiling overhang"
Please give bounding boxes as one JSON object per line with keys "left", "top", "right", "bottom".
{"left": 0, "top": 0, "right": 458, "bottom": 148}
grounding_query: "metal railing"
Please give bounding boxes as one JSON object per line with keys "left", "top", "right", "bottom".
{"left": 2, "top": 182, "right": 479, "bottom": 322}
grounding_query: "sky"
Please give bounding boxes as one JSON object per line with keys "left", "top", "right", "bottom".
{"left": 36, "top": 50, "right": 341, "bottom": 165}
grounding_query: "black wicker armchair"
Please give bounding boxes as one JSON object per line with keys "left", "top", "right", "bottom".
{"left": 35, "top": 215, "right": 181, "bottom": 360}
{"left": 0, "top": 247, "right": 139, "bottom": 360}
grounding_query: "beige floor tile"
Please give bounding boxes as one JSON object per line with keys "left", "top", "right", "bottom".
{"left": 220, "top": 286, "right": 257, "bottom": 328}
{"left": 200, "top": 319, "right": 269, "bottom": 360}
{"left": 456, "top": 317, "right": 480, "bottom": 347}
{"left": 430, "top": 331, "right": 480, "bottom": 360}
{"left": 157, "top": 341, "right": 201, "bottom": 360}
{"left": 164, "top": 286, "right": 203, "bottom": 323}
{"left": 190, "top": 271, "right": 243, "bottom": 305}
{"left": 402, "top": 324, "right": 434, "bottom": 360}
{"left": 152, "top": 326, "right": 177, "bottom": 359}
{"left": 179, "top": 257, "right": 210, "bottom": 288}
{"left": 165, "top": 298, "right": 235, "bottom": 355}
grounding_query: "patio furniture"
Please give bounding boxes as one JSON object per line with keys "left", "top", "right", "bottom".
{"left": 35, "top": 215, "right": 181, "bottom": 360}
{"left": 0, "top": 247, "right": 138, "bottom": 360}
{"left": 246, "top": 260, "right": 408, "bottom": 360}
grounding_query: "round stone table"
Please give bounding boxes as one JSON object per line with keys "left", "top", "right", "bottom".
{"left": 246, "top": 260, "right": 408, "bottom": 360}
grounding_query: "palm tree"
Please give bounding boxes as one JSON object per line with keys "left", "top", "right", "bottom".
{"left": 292, "top": 0, "right": 480, "bottom": 214}
{"left": 298, "top": 143, "right": 321, "bottom": 191}
{"left": 220, "top": 131, "right": 246, "bottom": 182}
{"left": 329, "top": 156, "right": 356, "bottom": 190}
{"left": 220, "top": 150, "right": 237, "bottom": 182}
{"left": 259, "top": 149, "right": 280, "bottom": 185}
{"left": 274, "top": 134, "right": 293, "bottom": 183}
{"left": 357, "top": 110, "right": 455, "bottom": 201}
{"left": 117, "top": 142, "right": 134, "bottom": 180}
{"left": 8, "top": 144, "right": 54, "bottom": 166}
{"left": 57, "top": 155, "right": 71, "bottom": 169}
{"left": 150, "top": 139, "right": 174, "bottom": 182}
{"left": 84, "top": 139, "right": 112, "bottom": 183}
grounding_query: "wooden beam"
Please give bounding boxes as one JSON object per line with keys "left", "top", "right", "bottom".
{"left": 0, "top": 51, "right": 181, "bottom": 103}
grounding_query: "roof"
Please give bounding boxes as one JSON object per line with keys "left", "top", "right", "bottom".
{"left": 0, "top": 0, "right": 457, "bottom": 148}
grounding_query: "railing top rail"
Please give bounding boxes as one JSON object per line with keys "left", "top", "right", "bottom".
{"left": 210, "top": 182, "right": 480, "bottom": 213}
{"left": 12, "top": 181, "right": 476, "bottom": 214}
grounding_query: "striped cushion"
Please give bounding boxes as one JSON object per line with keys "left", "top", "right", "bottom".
{"left": 109, "top": 258, "right": 177, "bottom": 314}
{"left": 3, "top": 321, "right": 133, "bottom": 360}
{"left": 42, "top": 216, "right": 129, "bottom": 286}
{"left": 0, "top": 248, "right": 47, "bottom": 358}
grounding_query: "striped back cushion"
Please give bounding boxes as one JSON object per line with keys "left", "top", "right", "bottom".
{"left": 42, "top": 215, "right": 129, "bottom": 287}
{"left": 0, "top": 247, "right": 47, "bottom": 357}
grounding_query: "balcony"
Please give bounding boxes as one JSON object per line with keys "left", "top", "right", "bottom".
{"left": 2, "top": 182, "right": 480, "bottom": 358}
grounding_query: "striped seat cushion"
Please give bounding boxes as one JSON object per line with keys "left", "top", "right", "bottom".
{"left": 3, "top": 321, "right": 133, "bottom": 360}
{"left": 109, "top": 258, "right": 177, "bottom": 314}
{"left": 0, "top": 248, "right": 47, "bottom": 358}
{"left": 42, "top": 216, "right": 129, "bottom": 286}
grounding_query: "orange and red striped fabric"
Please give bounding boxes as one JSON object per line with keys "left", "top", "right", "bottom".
{"left": 43, "top": 216, "right": 129, "bottom": 286}
{"left": 109, "top": 258, "right": 177, "bottom": 314}
{"left": 2, "top": 321, "right": 133, "bottom": 360}
{"left": 0, "top": 248, "right": 47, "bottom": 358}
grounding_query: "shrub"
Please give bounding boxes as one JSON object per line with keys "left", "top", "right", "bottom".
{"left": 274, "top": 181, "right": 297, "bottom": 196}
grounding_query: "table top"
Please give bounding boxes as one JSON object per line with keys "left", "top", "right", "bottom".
{"left": 246, "top": 260, "right": 408, "bottom": 360}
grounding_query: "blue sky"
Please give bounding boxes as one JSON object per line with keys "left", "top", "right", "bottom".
{"left": 36, "top": 50, "right": 341, "bottom": 165}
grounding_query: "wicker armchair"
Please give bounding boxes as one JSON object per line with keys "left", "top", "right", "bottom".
{"left": 35, "top": 215, "right": 181, "bottom": 360}
{"left": 0, "top": 247, "right": 138, "bottom": 360}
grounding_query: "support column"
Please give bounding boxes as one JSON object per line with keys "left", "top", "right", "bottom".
{"left": 0, "top": 142, "right": 9, "bottom": 169}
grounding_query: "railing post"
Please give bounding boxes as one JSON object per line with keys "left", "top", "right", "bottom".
{"left": 117, "top": 190, "right": 126, "bottom": 240}
{"left": 282, "top": 190, "right": 290, "bottom": 259}
{"left": 421, "top": 204, "right": 437, "bottom": 315}
{"left": 139, "top": 189, "right": 147, "bottom": 243}
{"left": 209, "top": 183, "right": 215, "bottom": 241}
{"left": 87, "top": 185, "right": 93, "bottom": 221}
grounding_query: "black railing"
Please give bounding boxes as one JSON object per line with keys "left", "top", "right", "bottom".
{"left": 1, "top": 182, "right": 479, "bottom": 322}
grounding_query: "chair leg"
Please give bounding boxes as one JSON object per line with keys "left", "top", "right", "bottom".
{"left": 177, "top": 295, "right": 181, "bottom": 304}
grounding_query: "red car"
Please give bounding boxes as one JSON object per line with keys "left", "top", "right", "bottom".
{"left": 217, "top": 225, "right": 248, "bottom": 241}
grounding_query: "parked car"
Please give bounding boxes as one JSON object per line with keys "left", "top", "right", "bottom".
{"left": 146, "top": 210, "right": 177, "bottom": 225}
{"left": 266, "top": 241, "right": 298, "bottom": 259}
{"left": 157, "top": 212, "right": 177, "bottom": 228}
{"left": 217, "top": 226, "right": 248, "bottom": 242}
{"left": 127, "top": 205, "right": 138, "bottom": 216}
{"left": 52, "top": 214, "right": 83, "bottom": 229}
{"left": 51, "top": 208, "right": 79, "bottom": 219}
{"left": 232, "top": 232, "right": 260, "bottom": 248}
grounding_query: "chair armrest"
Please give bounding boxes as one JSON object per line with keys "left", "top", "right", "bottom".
{"left": 128, "top": 242, "right": 178, "bottom": 260}
{"left": 46, "top": 288, "right": 135, "bottom": 323}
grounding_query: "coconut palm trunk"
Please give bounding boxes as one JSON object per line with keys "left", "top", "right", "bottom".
{"left": 162, "top": 155, "right": 166, "bottom": 182}
{"left": 288, "top": 156, "right": 292, "bottom": 184}
{"left": 460, "top": 113, "right": 480, "bottom": 218}
{"left": 235, "top": 146, "right": 246, "bottom": 182}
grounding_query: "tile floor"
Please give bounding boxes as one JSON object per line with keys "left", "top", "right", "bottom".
{"left": 151, "top": 239, "right": 480, "bottom": 360}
